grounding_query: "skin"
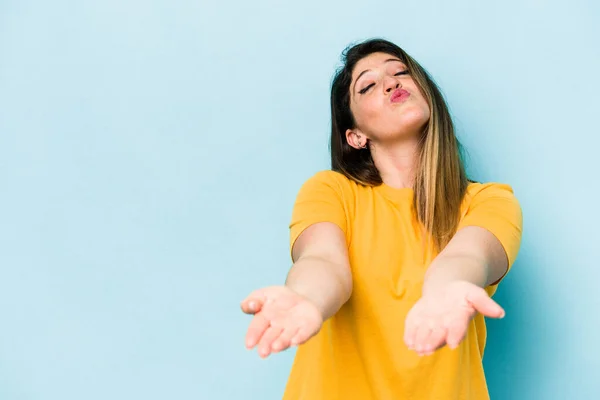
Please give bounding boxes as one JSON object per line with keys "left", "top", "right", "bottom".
{"left": 346, "top": 52, "right": 430, "bottom": 188}
{"left": 241, "top": 222, "right": 350, "bottom": 358}
{"left": 241, "top": 52, "right": 509, "bottom": 358}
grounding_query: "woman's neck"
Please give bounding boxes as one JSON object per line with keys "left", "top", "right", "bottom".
{"left": 370, "top": 139, "right": 420, "bottom": 189}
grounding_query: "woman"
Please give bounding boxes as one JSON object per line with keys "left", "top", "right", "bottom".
{"left": 240, "top": 38, "right": 523, "bottom": 399}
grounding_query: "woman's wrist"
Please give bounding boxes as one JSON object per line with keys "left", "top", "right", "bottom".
{"left": 285, "top": 257, "right": 351, "bottom": 319}
{"left": 422, "top": 254, "right": 489, "bottom": 296}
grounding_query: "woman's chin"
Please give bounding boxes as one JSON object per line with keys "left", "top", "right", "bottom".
{"left": 391, "top": 115, "right": 430, "bottom": 136}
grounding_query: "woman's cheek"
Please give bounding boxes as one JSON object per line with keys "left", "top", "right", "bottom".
{"left": 363, "top": 98, "right": 380, "bottom": 119}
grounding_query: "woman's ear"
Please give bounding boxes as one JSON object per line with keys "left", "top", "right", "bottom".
{"left": 346, "top": 129, "right": 367, "bottom": 149}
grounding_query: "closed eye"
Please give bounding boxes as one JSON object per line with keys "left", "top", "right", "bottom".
{"left": 358, "top": 70, "right": 410, "bottom": 94}
{"left": 358, "top": 83, "right": 375, "bottom": 94}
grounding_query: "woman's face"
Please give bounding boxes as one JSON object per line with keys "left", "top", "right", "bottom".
{"left": 347, "top": 52, "right": 430, "bottom": 147}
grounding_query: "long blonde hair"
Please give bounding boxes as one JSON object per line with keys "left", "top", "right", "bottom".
{"left": 330, "top": 38, "right": 469, "bottom": 254}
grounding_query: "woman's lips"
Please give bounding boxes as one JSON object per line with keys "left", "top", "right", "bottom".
{"left": 391, "top": 89, "right": 410, "bottom": 103}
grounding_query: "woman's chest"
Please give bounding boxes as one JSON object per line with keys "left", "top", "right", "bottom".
{"left": 346, "top": 202, "right": 433, "bottom": 299}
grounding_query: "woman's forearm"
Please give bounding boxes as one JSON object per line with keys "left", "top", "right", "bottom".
{"left": 422, "top": 227, "right": 511, "bottom": 296}
{"left": 422, "top": 254, "right": 489, "bottom": 296}
{"left": 285, "top": 255, "right": 353, "bottom": 320}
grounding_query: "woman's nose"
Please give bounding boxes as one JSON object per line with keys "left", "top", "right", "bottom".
{"left": 384, "top": 77, "right": 401, "bottom": 93}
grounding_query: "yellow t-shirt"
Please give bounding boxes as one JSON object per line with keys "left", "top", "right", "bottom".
{"left": 284, "top": 170, "right": 523, "bottom": 400}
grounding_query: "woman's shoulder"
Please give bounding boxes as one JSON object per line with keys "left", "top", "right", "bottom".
{"left": 463, "top": 180, "right": 520, "bottom": 207}
{"left": 301, "top": 169, "right": 357, "bottom": 191}
{"left": 466, "top": 180, "right": 516, "bottom": 196}
{"left": 308, "top": 169, "right": 352, "bottom": 182}
{"left": 293, "top": 170, "right": 361, "bottom": 205}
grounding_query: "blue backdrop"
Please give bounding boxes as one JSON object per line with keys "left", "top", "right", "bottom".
{"left": 1, "top": 0, "right": 598, "bottom": 398}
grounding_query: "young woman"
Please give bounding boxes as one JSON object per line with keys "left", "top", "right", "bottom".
{"left": 240, "top": 38, "right": 523, "bottom": 399}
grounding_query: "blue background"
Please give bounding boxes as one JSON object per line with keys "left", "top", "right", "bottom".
{"left": 1, "top": 0, "right": 598, "bottom": 398}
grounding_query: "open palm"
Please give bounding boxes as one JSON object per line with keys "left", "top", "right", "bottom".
{"left": 403, "top": 281, "right": 505, "bottom": 356}
{"left": 241, "top": 286, "right": 323, "bottom": 358}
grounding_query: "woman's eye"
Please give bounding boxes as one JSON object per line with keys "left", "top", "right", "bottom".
{"left": 358, "top": 71, "right": 408, "bottom": 94}
{"left": 359, "top": 83, "right": 375, "bottom": 94}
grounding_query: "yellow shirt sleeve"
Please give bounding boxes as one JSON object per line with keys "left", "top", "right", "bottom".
{"left": 458, "top": 183, "right": 524, "bottom": 274}
{"left": 289, "top": 171, "right": 351, "bottom": 257}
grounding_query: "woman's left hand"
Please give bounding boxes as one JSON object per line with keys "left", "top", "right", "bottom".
{"left": 403, "top": 280, "right": 505, "bottom": 356}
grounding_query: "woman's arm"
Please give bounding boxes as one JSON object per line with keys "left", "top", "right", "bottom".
{"left": 241, "top": 222, "right": 352, "bottom": 357}
{"left": 403, "top": 226, "right": 510, "bottom": 356}
{"left": 286, "top": 222, "right": 353, "bottom": 319}
{"left": 422, "top": 225, "right": 509, "bottom": 295}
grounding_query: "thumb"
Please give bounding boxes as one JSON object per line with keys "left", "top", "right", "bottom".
{"left": 240, "top": 291, "right": 266, "bottom": 315}
{"left": 466, "top": 288, "right": 505, "bottom": 319}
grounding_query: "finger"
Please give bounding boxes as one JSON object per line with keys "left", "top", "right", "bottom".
{"left": 423, "top": 326, "right": 447, "bottom": 355}
{"left": 467, "top": 289, "right": 505, "bottom": 318}
{"left": 445, "top": 315, "right": 469, "bottom": 349}
{"left": 403, "top": 315, "right": 417, "bottom": 350}
{"left": 413, "top": 323, "right": 432, "bottom": 355}
{"left": 257, "top": 325, "right": 283, "bottom": 358}
{"left": 272, "top": 325, "right": 299, "bottom": 353}
{"left": 240, "top": 292, "right": 266, "bottom": 315}
{"left": 290, "top": 323, "right": 316, "bottom": 346}
{"left": 245, "top": 313, "right": 270, "bottom": 349}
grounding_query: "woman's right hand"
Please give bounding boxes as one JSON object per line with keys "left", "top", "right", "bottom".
{"left": 240, "top": 285, "right": 323, "bottom": 358}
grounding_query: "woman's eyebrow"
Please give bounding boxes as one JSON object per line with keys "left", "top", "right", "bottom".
{"left": 352, "top": 58, "right": 404, "bottom": 93}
